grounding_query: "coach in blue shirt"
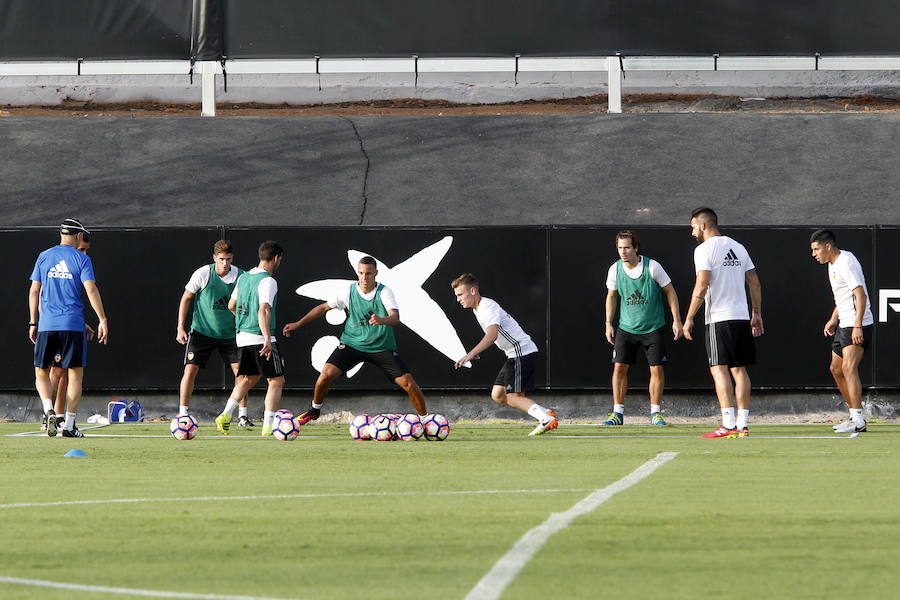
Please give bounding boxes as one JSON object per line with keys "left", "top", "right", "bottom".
{"left": 29, "top": 218, "right": 109, "bottom": 438}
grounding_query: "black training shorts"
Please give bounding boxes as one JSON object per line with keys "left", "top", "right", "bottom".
{"left": 326, "top": 343, "right": 410, "bottom": 382}
{"left": 237, "top": 342, "right": 285, "bottom": 379}
{"left": 493, "top": 352, "right": 538, "bottom": 394}
{"left": 832, "top": 324, "right": 874, "bottom": 357}
{"left": 612, "top": 327, "right": 668, "bottom": 366}
{"left": 184, "top": 330, "right": 239, "bottom": 367}
{"left": 705, "top": 320, "right": 755, "bottom": 367}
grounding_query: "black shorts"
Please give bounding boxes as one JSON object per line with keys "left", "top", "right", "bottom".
{"left": 34, "top": 330, "right": 87, "bottom": 369}
{"left": 612, "top": 327, "right": 668, "bottom": 366}
{"left": 184, "top": 330, "right": 239, "bottom": 367}
{"left": 832, "top": 325, "right": 874, "bottom": 357}
{"left": 705, "top": 320, "right": 755, "bottom": 367}
{"left": 237, "top": 342, "right": 285, "bottom": 379}
{"left": 326, "top": 344, "right": 410, "bottom": 382}
{"left": 493, "top": 352, "right": 537, "bottom": 394}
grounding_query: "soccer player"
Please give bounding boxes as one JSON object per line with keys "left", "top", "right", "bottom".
{"left": 283, "top": 256, "right": 426, "bottom": 421}
{"left": 603, "top": 230, "right": 683, "bottom": 426}
{"left": 29, "top": 218, "right": 109, "bottom": 438}
{"left": 683, "top": 208, "right": 763, "bottom": 438}
{"left": 809, "top": 229, "right": 874, "bottom": 434}
{"left": 451, "top": 274, "right": 558, "bottom": 437}
{"left": 176, "top": 240, "right": 253, "bottom": 427}
{"left": 43, "top": 233, "right": 95, "bottom": 431}
{"left": 216, "top": 241, "right": 286, "bottom": 437}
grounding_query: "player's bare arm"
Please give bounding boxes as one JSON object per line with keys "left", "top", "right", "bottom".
{"left": 824, "top": 306, "right": 839, "bottom": 337}
{"left": 368, "top": 308, "right": 399, "bottom": 326}
{"left": 28, "top": 280, "right": 41, "bottom": 343}
{"left": 176, "top": 290, "right": 195, "bottom": 344}
{"left": 683, "top": 269, "right": 710, "bottom": 341}
{"left": 455, "top": 324, "right": 497, "bottom": 369}
{"left": 851, "top": 285, "right": 867, "bottom": 344}
{"left": 604, "top": 289, "right": 618, "bottom": 345}
{"left": 283, "top": 302, "right": 330, "bottom": 337}
{"left": 258, "top": 302, "right": 273, "bottom": 359}
{"left": 83, "top": 279, "right": 109, "bottom": 345}
{"left": 745, "top": 269, "right": 764, "bottom": 337}
{"left": 662, "top": 283, "right": 683, "bottom": 340}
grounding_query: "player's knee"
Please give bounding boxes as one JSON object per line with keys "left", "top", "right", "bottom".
{"left": 320, "top": 364, "right": 342, "bottom": 381}
{"left": 491, "top": 388, "right": 507, "bottom": 405}
{"left": 613, "top": 362, "right": 630, "bottom": 376}
{"left": 267, "top": 376, "right": 285, "bottom": 388}
{"left": 829, "top": 361, "right": 843, "bottom": 377}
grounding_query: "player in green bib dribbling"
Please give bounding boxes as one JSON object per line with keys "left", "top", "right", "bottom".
{"left": 602, "top": 230, "right": 683, "bottom": 426}
{"left": 283, "top": 256, "right": 427, "bottom": 421}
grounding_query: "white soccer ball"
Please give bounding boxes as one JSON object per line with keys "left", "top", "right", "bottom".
{"left": 349, "top": 414, "right": 372, "bottom": 440}
{"left": 396, "top": 414, "right": 424, "bottom": 441}
{"left": 272, "top": 411, "right": 299, "bottom": 441}
{"left": 370, "top": 414, "right": 396, "bottom": 442}
{"left": 170, "top": 415, "right": 198, "bottom": 440}
{"left": 422, "top": 414, "right": 450, "bottom": 441}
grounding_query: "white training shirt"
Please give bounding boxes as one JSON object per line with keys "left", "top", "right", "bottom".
{"left": 828, "top": 250, "right": 874, "bottom": 328}
{"left": 327, "top": 283, "right": 398, "bottom": 312}
{"left": 230, "top": 267, "right": 279, "bottom": 346}
{"left": 185, "top": 264, "right": 241, "bottom": 293}
{"left": 606, "top": 256, "right": 672, "bottom": 291}
{"left": 693, "top": 235, "right": 755, "bottom": 323}
{"left": 474, "top": 297, "right": 539, "bottom": 359}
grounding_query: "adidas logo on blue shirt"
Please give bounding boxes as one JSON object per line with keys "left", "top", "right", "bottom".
{"left": 47, "top": 260, "right": 74, "bottom": 280}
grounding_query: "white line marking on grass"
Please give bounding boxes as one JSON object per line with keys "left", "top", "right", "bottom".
{"left": 0, "top": 574, "right": 290, "bottom": 599}
{"left": 0, "top": 488, "right": 596, "bottom": 510}
{"left": 6, "top": 423, "right": 109, "bottom": 437}
{"left": 552, "top": 435, "right": 852, "bottom": 440}
{"left": 465, "top": 451, "right": 678, "bottom": 600}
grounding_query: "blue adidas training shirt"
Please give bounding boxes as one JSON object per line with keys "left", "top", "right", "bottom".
{"left": 30, "top": 245, "right": 95, "bottom": 332}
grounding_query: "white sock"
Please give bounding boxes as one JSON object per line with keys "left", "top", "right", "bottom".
{"left": 41, "top": 398, "right": 54, "bottom": 413}
{"left": 239, "top": 406, "right": 249, "bottom": 419}
{"left": 222, "top": 397, "right": 240, "bottom": 417}
{"left": 850, "top": 408, "right": 864, "bottom": 424}
{"left": 263, "top": 410, "right": 276, "bottom": 428}
{"left": 736, "top": 409, "right": 749, "bottom": 430}
{"left": 613, "top": 404, "right": 625, "bottom": 415}
{"left": 65, "top": 412, "right": 76, "bottom": 430}
{"left": 721, "top": 407, "right": 736, "bottom": 429}
{"left": 527, "top": 403, "right": 552, "bottom": 423}
{"left": 179, "top": 405, "right": 189, "bottom": 416}
{"left": 650, "top": 404, "right": 660, "bottom": 415}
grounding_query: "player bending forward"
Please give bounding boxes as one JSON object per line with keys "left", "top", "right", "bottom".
{"left": 284, "top": 256, "right": 426, "bottom": 422}
{"left": 810, "top": 229, "right": 874, "bottom": 434}
{"left": 452, "top": 274, "right": 558, "bottom": 437}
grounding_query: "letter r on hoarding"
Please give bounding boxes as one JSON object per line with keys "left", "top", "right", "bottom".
{"left": 879, "top": 289, "right": 900, "bottom": 323}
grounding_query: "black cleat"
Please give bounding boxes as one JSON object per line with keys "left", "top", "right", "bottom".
{"left": 46, "top": 410, "right": 58, "bottom": 437}
{"left": 61, "top": 426, "right": 84, "bottom": 438}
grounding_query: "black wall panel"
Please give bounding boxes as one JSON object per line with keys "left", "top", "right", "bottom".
{"left": 874, "top": 227, "right": 900, "bottom": 387}
{"left": 0, "top": 0, "right": 192, "bottom": 60}
{"left": 223, "top": 0, "right": 900, "bottom": 59}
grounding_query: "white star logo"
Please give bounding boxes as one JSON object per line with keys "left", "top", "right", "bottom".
{"left": 296, "top": 236, "right": 470, "bottom": 377}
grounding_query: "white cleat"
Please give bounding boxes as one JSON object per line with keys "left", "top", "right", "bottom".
{"left": 834, "top": 420, "right": 866, "bottom": 434}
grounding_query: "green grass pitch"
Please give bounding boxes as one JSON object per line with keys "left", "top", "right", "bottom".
{"left": 1, "top": 422, "right": 898, "bottom": 599}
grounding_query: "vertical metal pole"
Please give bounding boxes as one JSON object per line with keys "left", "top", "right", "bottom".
{"left": 201, "top": 60, "right": 216, "bottom": 117}
{"left": 607, "top": 56, "right": 623, "bottom": 114}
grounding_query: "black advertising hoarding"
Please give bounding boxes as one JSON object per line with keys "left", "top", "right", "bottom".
{"left": 0, "top": 0, "right": 192, "bottom": 60}
{"left": 875, "top": 227, "right": 900, "bottom": 387}
{"left": 222, "top": 0, "right": 900, "bottom": 59}
{"left": 1, "top": 225, "right": 893, "bottom": 392}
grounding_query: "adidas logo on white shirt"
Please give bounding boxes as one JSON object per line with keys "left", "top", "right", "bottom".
{"left": 722, "top": 249, "right": 741, "bottom": 267}
{"left": 48, "top": 260, "right": 74, "bottom": 280}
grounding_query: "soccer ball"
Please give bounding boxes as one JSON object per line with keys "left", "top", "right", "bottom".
{"left": 349, "top": 414, "right": 372, "bottom": 440}
{"left": 170, "top": 415, "right": 198, "bottom": 440}
{"left": 396, "top": 414, "right": 424, "bottom": 441}
{"left": 272, "top": 411, "right": 299, "bottom": 441}
{"left": 370, "top": 414, "right": 396, "bottom": 442}
{"left": 422, "top": 414, "right": 450, "bottom": 441}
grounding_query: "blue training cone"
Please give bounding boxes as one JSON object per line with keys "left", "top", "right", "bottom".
{"left": 64, "top": 449, "right": 87, "bottom": 458}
